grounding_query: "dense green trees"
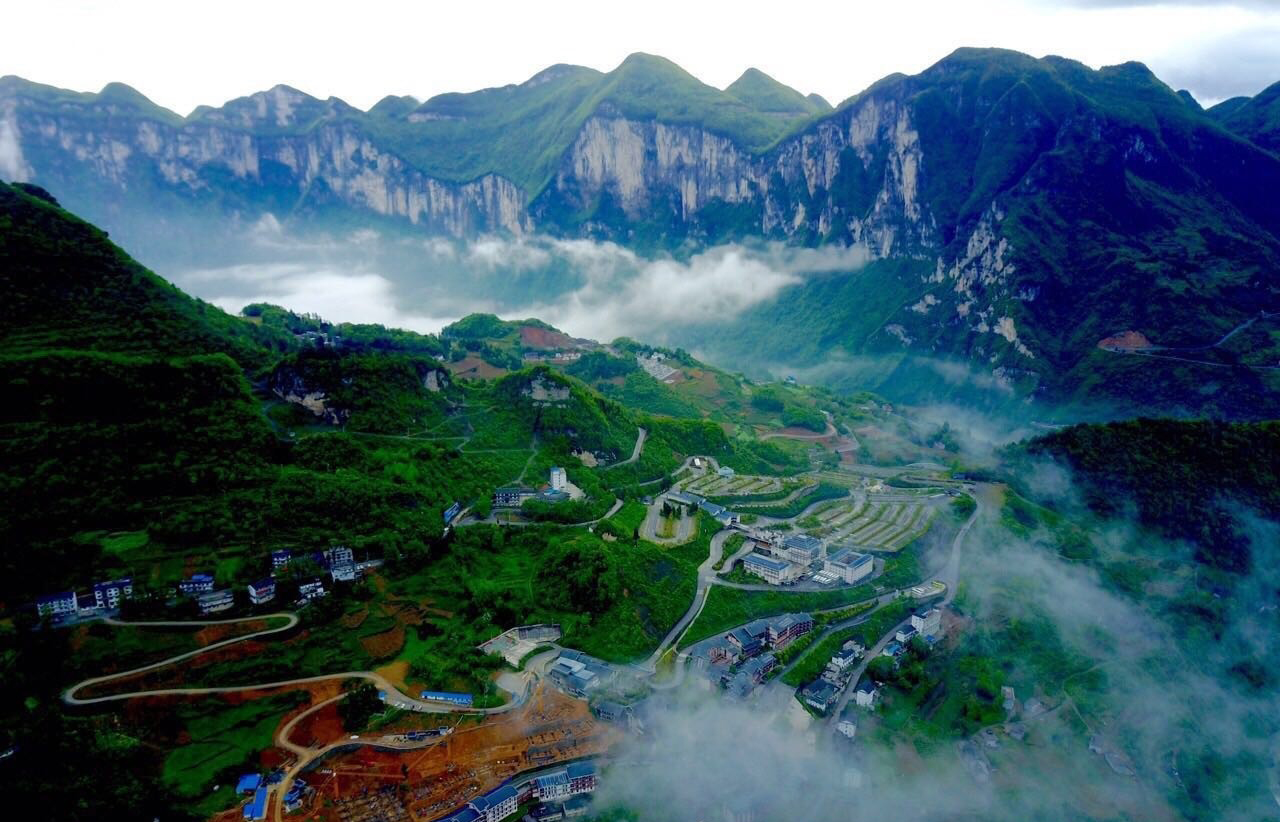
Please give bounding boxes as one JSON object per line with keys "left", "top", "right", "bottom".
{"left": 1025, "top": 418, "right": 1280, "bottom": 571}
{"left": 338, "top": 681, "right": 384, "bottom": 731}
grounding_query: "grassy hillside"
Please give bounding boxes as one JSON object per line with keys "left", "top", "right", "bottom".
{"left": 0, "top": 182, "right": 289, "bottom": 367}
{"left": 1209, "top": 80, "right": 1280, "bottom": 154}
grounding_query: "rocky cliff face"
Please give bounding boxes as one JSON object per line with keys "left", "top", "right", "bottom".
{"left": 536, "top": 96, "right": 933, "bottom": 258}
{"left": 2, "top": 84, "right": 530, "bottom": 237}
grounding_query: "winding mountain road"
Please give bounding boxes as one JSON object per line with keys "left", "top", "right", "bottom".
{"left": 641, "top": 527, "right": 737, "bottom": 672}
{"left": 62, "top": 614, "right": 533, "bottom": 715}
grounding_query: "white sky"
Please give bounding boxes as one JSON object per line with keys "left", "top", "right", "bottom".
{"left": 4, "top": 0, "right": 1280, "bottom": 113}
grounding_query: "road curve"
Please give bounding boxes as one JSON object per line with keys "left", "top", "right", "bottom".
{"left": 641, "top": 527, "right": 735, "bottom": 671}
{"left": 606, "top": 427, "right": 648, "bottom": 468}
{"left": 63, "top": 613, "right": 299, "bottom": 705}
{"left": 62, "top": 613, "right": 531, "bottom": 715}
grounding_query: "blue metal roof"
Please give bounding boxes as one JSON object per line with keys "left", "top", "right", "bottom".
{"left": 243, "top": 786, "right": 268, "bottom": 820}
{"left": 488, "top": 785, "right": 518, "bottom": 804}
{"left": 566, "top": 762, "right": 596, "bottom": 779}
{"left": 783, "top": 534, "right": 822, "bottom": 552}
{"left": 743, "top": 553, "right": 790, "bottom": 572}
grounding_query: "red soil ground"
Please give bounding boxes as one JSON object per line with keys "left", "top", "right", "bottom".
{"left": 1097, "top": 330, "right": 1154, "bottom": 350}
{"left": 518, "top": 326, "right": 577, "bottom": 350}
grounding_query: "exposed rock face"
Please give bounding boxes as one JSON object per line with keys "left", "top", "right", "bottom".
{"left": 536, "top": 97, "right": 933, "bottom": 258}
{"left": 8, "top": 51, "right": 1279, "bottom": 412}
{"left": 268, "top": 369, "right": 348, "bottom": 425}
{"left": 423, "top": 368, "right": 450, "bottom": 393}
{"left": 523, "top": 374, "right": 571, "bottom": 404}
{"left": 4, "top": 87, "right": 530, "bottom": 237}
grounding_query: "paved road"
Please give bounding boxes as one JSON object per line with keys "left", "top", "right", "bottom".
{"left": 641, "top": 527, "right": 736, "bottom": 672}
{"left": 606, "top": 427, "right": 647, "bottom": 468}
{"left": 63, "top": 613, "right": 534, "bottom": 714}
{"left": 824, "top": 486, "right": 984, "bottom": 729}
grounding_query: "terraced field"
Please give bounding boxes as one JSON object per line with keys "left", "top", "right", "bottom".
{"left": 683, "top": 473, "right": 788, "bottom": 496}
{"left": 802, "top": 497, "right": 936, "bottom": 552}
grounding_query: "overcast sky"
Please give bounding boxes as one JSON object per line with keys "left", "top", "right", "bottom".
{"left": 5, "top": 0, "right": 1279, "bottom": 112}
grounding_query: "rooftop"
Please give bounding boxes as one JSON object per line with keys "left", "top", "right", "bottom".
{"left": 827, "top": 547, "right": 872, "bottom": 568}
{"left": 488, "top": 784, "right": 519, "bottom": 804}
{"left": 243, "top": 786, "right": 268, "bottom": 820}
{"left": 783, "top": 534, "right": 823, "bottom": 552}
{"left": 743, "top": 553, "right": 791, "bottom": 572}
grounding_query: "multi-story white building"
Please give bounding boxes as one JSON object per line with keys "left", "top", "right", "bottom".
{"left": 197, "top": 589, "right": 234, "bottom": 615}
{"left": 780, "top": 534, "right": 823, "bottom": 566}
{"left": 854, "top": 680, "right": 879, "bottom": 709}
{"left": 468, "top": 784, "right": 519, "bottom": 822}
{"left": 35, "top": 591, "right": 76, "bottom": 617}
{"left": 911, "top": 607, "right": 942, "bottom": 638}
{"left": 742, "top": 553, "right": 801, "bottom": 585}
{"left": 248, "top": 578, "right": 276, "bottom": 605}
{"left": 550, "top": 466, "right": 567, "bottom": 491}
{"left": 824, "top": 548, "right": 874, "bottom": 585}
{"left": 92, "top": 578, "right": 133, "bottom": 609}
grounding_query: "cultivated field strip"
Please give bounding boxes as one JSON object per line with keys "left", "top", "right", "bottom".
{"left": 804, "top": 498, "right": 936, "bottom": 552}
{"left": 684, "top": 473, "right": 785, "bottom": 496}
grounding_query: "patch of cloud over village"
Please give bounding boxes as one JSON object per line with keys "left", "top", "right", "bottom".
{"left": 168, "top": 220, "right": 873, "bottom": 343}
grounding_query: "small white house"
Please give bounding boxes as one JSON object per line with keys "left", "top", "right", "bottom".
{"left": 854, "top": 681, "right": 879, "bottom": 709}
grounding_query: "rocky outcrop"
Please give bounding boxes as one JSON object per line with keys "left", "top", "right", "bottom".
{"left": 522, "top": 373, "right": 572, "bottom": 404}
{"left": 4, "top": 87, "right": 530, "bottom": 237}
{"left": 536, "top": 96, "right": 935, "bottom": 257}
{"left": 268, "top": 368, "right": 348, "bottom": 425}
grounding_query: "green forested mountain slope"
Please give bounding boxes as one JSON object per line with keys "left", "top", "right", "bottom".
{"left": 1210, "top": 80, "right": 1280, "bottom": 155}
{"left": 0, "top": 182, "right": 289, "bottom": 366}
{"left": 1020, "top": 418, "right": 1280, "bottom": 571}
{"left": 0, "top": 185, "right": 811, "bottom": 607}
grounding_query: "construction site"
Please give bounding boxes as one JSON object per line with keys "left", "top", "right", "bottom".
{"left": 282, "top": 684, "right": 619, "bottom": 822}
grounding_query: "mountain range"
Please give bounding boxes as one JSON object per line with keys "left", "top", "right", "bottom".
{"left": 3, "top": 48, "right": 1279, "bottom": 417}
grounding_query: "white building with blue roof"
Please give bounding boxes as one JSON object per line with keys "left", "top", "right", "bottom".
{"left": 469, "top": 784, "right": 519, "bottom": 822}
{"left": 824, "top": 547, "right": 874, "bottom": 585}
{"left": 742, "top": 552, "right": 801, "bottom": 585}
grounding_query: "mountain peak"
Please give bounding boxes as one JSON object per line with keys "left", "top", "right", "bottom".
{"left": 726, "top": 67, "right": 830, "bottom": 115}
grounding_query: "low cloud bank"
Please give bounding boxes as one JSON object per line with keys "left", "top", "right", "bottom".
{"left": 169, "top": 220, "right": 870, "bottom": 341}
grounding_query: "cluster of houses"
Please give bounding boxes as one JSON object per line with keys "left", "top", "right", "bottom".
{"left": 881, "top": 607, "right": 943, "bottom": 659}
{"left": 835, "top": 608, "right": 945, "bottom": 717}
{"left": 697, "top": 612, "right": 815, "bottom": 699}
{"left": 34, "top": 577, "right": 134, "bottom": 619}
{"left": 440, "top": 761, "right": 598, "bottom": 822}
{"left": 735, "top": 531, "right": 875, "bottom": 588}
{"left": 494, "top": 467, "right": 573, "bottom": 509}
{"left": 799, "top": 638, "right": 867, "bottom": 714}
{"left": 33, "top": 544, "right": 382, "bottom": 620}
